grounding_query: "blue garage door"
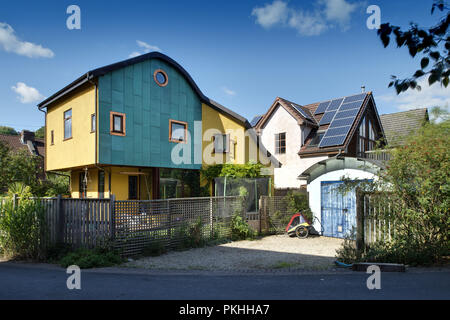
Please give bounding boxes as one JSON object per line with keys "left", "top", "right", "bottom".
{"left": 321, "top": 181, "right": 356, "bottom": 238}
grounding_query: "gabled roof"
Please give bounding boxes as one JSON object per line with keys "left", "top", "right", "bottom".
{"left": 37, "top": 52, "right": 249, "bottom": 127}
{"left": 255, "top": 92, "right": 385, "bottom": 157}
{"left": 0, "top": 134, "right": 45, "bottom": 157}
{"left": 379, "top": 108, "right": 428, "bottom": 146}
{"left": 255, "top": 97, "right": 319, "bottom": 130}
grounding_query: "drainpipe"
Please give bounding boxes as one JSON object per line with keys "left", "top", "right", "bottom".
{"left": 38, "top": 107, "right": 48, "bottom": 178}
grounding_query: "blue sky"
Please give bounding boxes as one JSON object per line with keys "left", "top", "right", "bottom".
{"left": 0, "top": 0, "right": 448, "bottom": 132}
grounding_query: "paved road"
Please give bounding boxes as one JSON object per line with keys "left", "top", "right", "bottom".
{"left": 0, "top": 262, "right": 449, "bottom": 300}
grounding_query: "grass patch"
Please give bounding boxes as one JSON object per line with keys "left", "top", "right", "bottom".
{"left": 59, "top": 247, "right": 125, "bottom": 269}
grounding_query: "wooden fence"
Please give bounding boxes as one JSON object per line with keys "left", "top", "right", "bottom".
{"left": 259, "top": 196, "right": 293, "bottom": 234}
{"left": 0, "top": 195, "right": 245, "bottom": 257}
{"left": 356, "top": 191, "right": 395, "bottom": 251}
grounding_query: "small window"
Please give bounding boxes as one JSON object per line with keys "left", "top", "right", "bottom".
{"left": 50, "top": 130, "right": 54, "bottom": 145}
{"left": 359, "top": 116, "right": 366, "bottom": 138}
{"left": 64, "top": 109, "right": 72, "bottom": 140}
{"left": 214, "top": 134, "right": 230, "bottom": 153}
{"left": 91, "top": 114, "right": 96, "bottom": 133}
{"left": 128, "top": 176, "right": 138, "bottom": 200}
{"left": 79, "top": 172, "right": 87, "bottom": 199}
{"left": 154, "top": 69, "right": 168, "bottom": 87}
{"left": 169, "top": 120, "right": 187, "bottom": 143}
{"left": 110, "top": 112, "right": 126, "bottom": 136}
{"left": 309, "top": 132, "right": 325, "bottom": 147}
{"left": 98, "top": 170, "right": 105, "bottom": 199}
{"left": 275, "top": 132, "right": 286, "bottom": 154}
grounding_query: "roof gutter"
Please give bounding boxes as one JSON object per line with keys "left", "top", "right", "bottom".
{"left": 38, "top": 73, "right": 93, "bottom": 111}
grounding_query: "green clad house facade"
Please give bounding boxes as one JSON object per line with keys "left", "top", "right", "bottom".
{"left": 97, "top": 58, "right": 202, "bottom": 170}
{"left": 39, "top": 52, "right": 278, "bottom": 201}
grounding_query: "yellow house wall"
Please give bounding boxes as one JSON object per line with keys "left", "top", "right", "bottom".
{"left": 201, "top": 103, "right": 273, "bottom": 168}
{"left": 46, "top": 84, "right": 97, "bottom": 171}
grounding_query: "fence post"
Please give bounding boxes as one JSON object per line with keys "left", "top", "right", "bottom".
{"left": 258, "top": 197, "right": 262, "bottom": 234}
{"left": 167, "top": 199, "right": 172, "bottom": 242}
{"left": 209, "top": 197, "right": 214, "bottom": 238}
{"left": 110, "top": 194, "right": 116, "bottom": 241}
{"left": 12, "top": 193, "right": 18, "bottom": 209}
{"left": 56, "top": 194, "right": 65, "bottom": 243}
{"left": 355, "top": 189, "right": 365, "bottom": 255}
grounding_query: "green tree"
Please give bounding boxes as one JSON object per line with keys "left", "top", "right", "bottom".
{"left": 337, "top": 117, "right": 450, "bottom": 265}
{"left": 0, "top": 141, "right": 11, "bottom": 194}
{"left": 35, "top": 126, "right": 45, "bottom": 139}
{"left": 377, "top": 0, "right": 449, "bottom": 93}
{"left": 0, "top": 126, "right": 18, "bottom": 136}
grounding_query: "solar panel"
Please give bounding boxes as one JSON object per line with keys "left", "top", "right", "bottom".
{"left": 319, "top": 135, "right": 347, "bottom": 147}
{"left": 334, "top": 108, "right": 360, "bottom": 120}
{"left": 325, "top": 126, "right": 352, "bottom": 138}
{"left": 319, "top": 110, "right": 337, "bottom": 125}
{"left": 319, "top": 93, "right": 367, "bottom": 148}
{"left": 339, "top": 101, "right": 364, "bottom": 111}
{"left": 291, "top": 104, "right": 314, "bottom": 122}
{"left": 326, "top": 98, "right": 344, "bottom": 111}
{"left": 314, "top": 101, "right": 330, "bottom": 115}
{"left": 329, "top": 117, "right": 356, "bottom": 128}
{"left": 343, "top": 93, "right": 366, "bottom": 103}
{"left": 250, "top": 115, "right": 262, "bottom": 127}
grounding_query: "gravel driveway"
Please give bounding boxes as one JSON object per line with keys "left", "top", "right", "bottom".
{"left": 126, "top": 235, "right": 344, "bottom": 271}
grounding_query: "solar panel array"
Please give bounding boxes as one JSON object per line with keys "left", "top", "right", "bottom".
{"left": 318, "top": 93, "right": 367, "bottom": 148}
{"left": 291, "top": 104, "right": 315, "bottom": 123}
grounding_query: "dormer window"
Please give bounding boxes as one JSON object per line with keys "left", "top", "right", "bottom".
{"left": 309, "top": 131, "right": 325, "bottom": 147}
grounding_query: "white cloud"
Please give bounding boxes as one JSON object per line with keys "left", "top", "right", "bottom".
{"left": 0, "top": 22, "right": 54, "bottom": 58}
{"left": 321, "top": 0, "right": 359, "bottom": 31}
{"left": 222, "top": 87, "right": 236, "bottom": 96}
{"left": 288, "top": 9, "right": 328, "bottom": 36}
{"left": 128, "top": 51, "right": 141, "bottom": 58}
{"left": 129, "top": 40, "right": 161, "bottom": 58}
{"left": 11, "top": 82, "right": 45, "bottom": 103}
{"left": 251, "top": 0, "right": 289, "bottom": 29}
{"left": 379, "top": 79, "right": 450, "bottom": 111}
{"left": 251, "top": 0, "right": 361, "bottom": 36}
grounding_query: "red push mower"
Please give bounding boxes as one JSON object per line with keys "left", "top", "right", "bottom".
{"left": 286, "top": 213, "right": 320, "bottom": 239}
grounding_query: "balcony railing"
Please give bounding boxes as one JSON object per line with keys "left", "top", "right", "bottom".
{"left": 358, "top": 149, "right": 391, "bottom": 162}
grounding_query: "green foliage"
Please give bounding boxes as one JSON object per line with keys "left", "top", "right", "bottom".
{"left": 42, "top": 173, "right": 70, "bottom": 197}
{"left": 201, "top": 162, "right": 265, "bottom": 193}
{"left": 142, "top": 240, "right": 167, "bottom": 257}
{"left": 0, "top": 141, "right": 10, "bottom": 194}
{"left": 336, "top": 120, "right": 450, "bottom": 265}
{"left": 0, "top": 196, "right": 48, "bottom": 260}
{"left": 378, "top": 1, "right": 449, "bottom": 93}
{"left": 0, "top": 142, "right": 69, "bottom": 197}
{"left": 0, "top": 126, "right": 18, "bottom": 136}
{"left": 35, "top": 126, "right": 45, "bottom": 139}
{"left": 59, "top": 247, "right": 124, "bottom": 269}
{"left": 283, "top": 191, "right": 313, "bottom": 223}
{"left": 231, "top": 212, "right": 256, "bottom": 241}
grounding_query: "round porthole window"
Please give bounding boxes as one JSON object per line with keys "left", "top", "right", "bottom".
{"left": 154, "top": 69, "right": 168, "bottom": 87}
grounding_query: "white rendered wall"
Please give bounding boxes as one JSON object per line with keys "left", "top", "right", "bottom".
{"left": 307, "top": 169, "right": 376, "bottom": 234}
{"left": 260, "top": 105, "right": 327, "bottom": 188}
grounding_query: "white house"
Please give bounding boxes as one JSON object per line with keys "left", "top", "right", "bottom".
{"left": 253, "top": 92, "right": 387, "bottom": 238}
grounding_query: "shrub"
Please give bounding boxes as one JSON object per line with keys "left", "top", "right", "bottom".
{"left": 0, "top": 196, "right": 48, "bottom": 260}
{"left": 283, "top": 191, "right": 313, "bottom": 223}
{"left": 231, "top": 212, "right": 256, "bottom": 241}
{"left": 59, "top": 247, "right": 124, "bottom": 269}
{"left": 142, "top": 240, "right": 167, "bottom": 257}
